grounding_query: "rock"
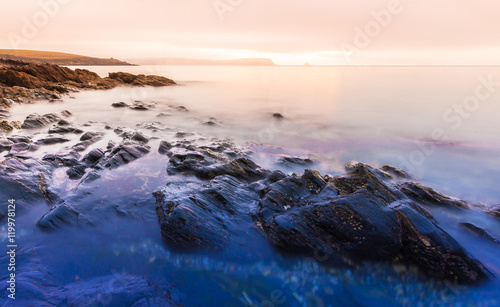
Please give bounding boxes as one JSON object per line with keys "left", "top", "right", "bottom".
{"left": 108, "top": 71, "right": 176, "bottom": 86}
{"left": 254, "top": 164, "right": 490, "bottom": 284}
{"left": 80, "top": 131, "right": 103, "bottom": 141}
{"left": 155, "top": 175, "right": 260, "bottom": 250}
{"left": 272, "top": 113, "right": 284, "bottom": 119}
{"left": 80, "top": 170, "right": 101, "bottom": 184}
{"left": 175, "top": 132, "right": 194, "bottom": 138}
{"left": 202, "top": 121, "right": 218, "bottom": 126}
{"left": 0, "top": 158, "right": 58, "bottom": 219}
{"left": 168, "top": 154, "right": 270, "bottom": 182}
{"left": 37, "top": 202, "right": 89, "bottom": 230}
{"left": 381, "top": 165, "right": 410, "bottom": 179}
{"left": 398, "top": 182, "right": 469, "bottom": 209}
{"left": 67, "top": 165, "right": 87, "bottom": 180}
{"left": 487, "top": 205, "right": 500, "bottom": 218}
{"left": 156, "top": 112, "right": 170, "bottom": 118}
{"left": 21, "top": 112, "right": 63, "bottom": 129}
{"left": 35, "top": 136, "right": 70, "bottom": 145}
{"left": 130, "top": 103, "right": 149, "bottom": 110}
{"left": 0, "top": 138, "right": 14, "bottom": 152}
{"left": 7, "top": 136, "right": 31, "bottom": 143}
{"left": 112, "top": 101, "right": 129, "bottom": 108}
{"left": 43, "top": 150, "right": 81, "bottom": 167}
{"left": 130, "top": 132, "right": 150, "bottom": 143}
{"left": 100, "top": 143, "right": 151, "bottom": 169}
{"left": 82, "top": 148, "right": 105, "bottom": 166}
{"left": 7, "top": 142, "right": 39, "bottom": 157}
{"left": 460, "top": 222, "right": 500, "bottom": 244}
{"left": 72, "top": 140, "right": 94, "bottom": 152}
{"left": 158, "top": 141, "right": 173, "bottom": 154}
{"left": 48, "top": 124, "right": 83, "bottom": 134}
{"left": 176, "top": 106, "right": 189, "bottom": 112}
{"left": 276, "top": 155, "right": 314, "bottom": 168}
{"left": 0, "top": 120, "right": 14, "bottom": 132}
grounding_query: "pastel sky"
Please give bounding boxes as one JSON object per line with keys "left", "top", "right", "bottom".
{"left": 0, "top": 0, "right": 499, "bottom": 65}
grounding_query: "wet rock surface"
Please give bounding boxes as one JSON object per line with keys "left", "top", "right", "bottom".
{"left": 156, "top": 155, "right": 492, "bottom": 284}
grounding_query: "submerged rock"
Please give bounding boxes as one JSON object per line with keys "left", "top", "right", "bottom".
{"left": 487, "top": 205, "right": 500, "bottom": 218}
{"left": 272, "top": 113, "right": 284, "bottom": 119}
{"left": 398, "top": 182, "right": 469, "bottom": 209}
{"left": 37, "top": 202, "right": 90, "bottom": 230}
{"left": 460, "top": 222, "right": 500, "bottom": 244}
{"left": 158, "top": 140, "right": 173, "bottom": 155}
{"left": 112, "top": 101, "right": 129, "bottom": 108}
{"left": 100, "top": 143, "right": 151, "bottom": 169}
{"left": 66, "top": 165, "right": 87, "bottom": 180}
{"left": 276, "top": 155, "right": 314, "bottom": 168}
{"left": 35, "top": 136, "right": 70, "bottom": 145}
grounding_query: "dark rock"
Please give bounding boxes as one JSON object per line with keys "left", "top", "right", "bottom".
{"left": 21, "top": 112, "right": 62, "bottom": 129}
{"left": 57, "top": 119, "right": 71, "bottom": 125}
{"left": 43, "top": 150, "right": 81, "bottom": 167}
{"left": 35, "top": 136, "right": 70, "bottom": 145}
{"left": 80, "top": 131, "right": 103, "bottom": 141}
{"left": 108, "top": 71, "right": 176, "bottom": 86}
{"left": 156, "top": 112, "right": 170, "bottom": 118}
{"left": 130, "top": 103, "right": 149, "bottom": 111}
{"left": 7, "top": 142, "right": 39, "bottom": 157}
{"left": 131, "top": 132, "right": 150, "bottom": 143}
{"left": 272, "top": 112, "right": 284, "bottom": 119}
{"left": 48, "top": 124, "right": 83, "bottom": 134}
{"left": 112, "top": 101, "right": 129, "bottom": 108}
{"left": 380, "top": 165, "right": 411, "bottom": 179}
{"left": 66, "top": 165, "right": 87, "bottom": 180}
{"left": 176, "top": 106, "right": 189, "bottom": 112}
{"left": 0, "top": 158, "right": 58, "bottom": 219}
{"left": 82, "top": 148, "right": 105, "bottom": 166}
{"left": 80, "top": 170, "right": 101, "bottom": 184}
{"left": 7, "top": 135, "right": 31, "bottom": 143}
{"left": 0, "top": 139, "right": 14, "bottom": 152}
{"left": 158, "top": 141, "right": 173, "bottom": 154}
{"left": 254, "top": 165, "right": 490, "bottom": 284}
{"left": 168, "top": 154, "right": 270, "bottom": 182}
{"left": 398, "top": 182, "right": 469, "bottom": 209}
{"left": 175, "top": 132, "right": 194, "bottom": 138}
{"left": 37, "top": 202, "right": 90, "bottom": 230}
{"left": 155, "top": 175, "right": 260, "bottom": 250}
{"left": 107, "top": 140, "right": 116, "bottom": 150}
{"left": 72, "top": 140, "right": 94, "bottom": 152}
{"left": 276, "top": 155, "right": 314, "bottom": 168}
{"left": 202, "top": 121, "right": 218, "bottom": 126}
{"left": 100, "top": 143, "right": 151, "bottom": 169}
{"left": 460, "top": 222, "right": 500, "bottom": 244}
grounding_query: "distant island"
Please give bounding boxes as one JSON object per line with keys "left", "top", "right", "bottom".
{"left": 0, "top": 49, "right": 133, "bottom": 66}
{"left": 129, "top": 57, "right": 276, "bottom": 66}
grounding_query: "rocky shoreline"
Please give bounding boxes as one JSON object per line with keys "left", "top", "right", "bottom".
{"left": 0, "top": 59, "right": 175, "bottom": 127}
{"left": 0, "top": 63, "right": 499, "bottom": 305}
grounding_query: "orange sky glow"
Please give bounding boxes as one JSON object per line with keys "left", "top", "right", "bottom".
{"left": 0, "top": 0, "right": 499, "bottom": 65}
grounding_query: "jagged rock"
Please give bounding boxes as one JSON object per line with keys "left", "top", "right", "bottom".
{"left": 158, "top": 141, "right": 173, "bottom": 154}
{"left": 37, "top": 202, "right": 90, "bottom": 230}
{"left": 72, "top": 140, "right": 95, "bottom": 152}
{"left": 82, "top": 148, "right": 104, "bottom": 166}
{"left": 398, "top": 182, "right": 469, "bottom": 209}
{"left": 80, "top": 131, "right": 103, "bottom": 141}
{"left": 176, "top": 106, "right": 189, "bottom": 112}
{"left": 67, "top": 165, "right": 87, "bottom": 180}
{"left": 130, "top": 103, "right": 149, "bottom": 110}
{"left": 7, "top": 142, "right": 39, "bottom": 157}
{"left": 168, "top": 154, "right": 269, "bottom": 181}
{"left": 21, "top": 112, "right": 63, "bottom": 129}
{"left": 108, "top": 72, "right": 176, "bottom": 87}
{"left": 380, "top": 165, "right": 411, "bottom": 179}
{"left": 48, "top": 124, "right": 83, "bottom": 134}
{"left": 276, "top": 155, "right": 314, "bottom": 168}
{"left": 155, "top": 175, "right": 262, "bottom": 250}
{"left": 175, "top": 132, "right": 194, "bottom": 138}
{"left": 100, "top": 143, "right": 151, "bottom": 169}
{"left": 0, "top": 138, "right": 14, "bottom": 152}
{"left": 80, "top": 170, "right": 101, "bottom": 184}
{"left": 254, "top": 165, "right": 490, "bottom": 284}
{"left": 0, "top": 158, "right": 58, "bottom": 219}
{"left": 460, "top": 222, "right": 500, "bottom": 244}
{"left": 35, "top": 136, "right": 70, "bottom": 145}
{"left": 43, "top": 150, "right": 81, "bottom": 167}
{"left": 7, "top": 135, "right": 30, "bottom": 143}
{"left": 130, "top": 132, "right": 149, "bottom": 143}
{"left": 112, "top": 101, "right": 128, "bottom": 108}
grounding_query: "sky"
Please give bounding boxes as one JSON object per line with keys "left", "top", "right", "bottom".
{"left": 0, "top": 0, "right": 499, "bottom": 65}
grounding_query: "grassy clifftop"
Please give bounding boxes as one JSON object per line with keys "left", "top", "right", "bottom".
{"left": 0, "top": 49, "right": 133, "bottom": 66}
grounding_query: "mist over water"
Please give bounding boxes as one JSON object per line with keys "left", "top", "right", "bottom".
{"left": 10, "top": 65, "right": 500, "bottom": 204}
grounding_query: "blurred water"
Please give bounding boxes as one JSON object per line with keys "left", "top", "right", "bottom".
{"left": 4, "top": 65, "right": 500, "bottom": 305}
